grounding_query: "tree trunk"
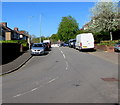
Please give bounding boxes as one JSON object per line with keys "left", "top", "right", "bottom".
{"left": 110, "top": 31, "right": 113, "bottom": 41}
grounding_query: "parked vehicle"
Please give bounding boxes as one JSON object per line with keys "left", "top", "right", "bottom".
{"left": 68, "top": 39, "right": 76, "bottom": 48}
{"left": 75, "top": 33, "right": 94, "bottom": 50}
{"left": 43, "top": 42, "right": 50, "bottom": 51}
{"left": 60, "top": 43, "right": 68, "bottom": 47}
{"left": 43, "top": 40, "right": 51, "bottom": 48}
{"left": 31, "top": 43, "right": 45, "bottom": 55}
{"left": 63, "top": 43, "right": 69, "bottom": 47}
{"left": 114, "top": 41, "right": 120, "bottom": 52}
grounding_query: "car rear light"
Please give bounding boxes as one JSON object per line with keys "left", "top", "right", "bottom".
{"left": 80, "top": 43, "right": 82, "bottom": 47}
{"left": 118, "top": 45, "right": 120, "bottom": 47}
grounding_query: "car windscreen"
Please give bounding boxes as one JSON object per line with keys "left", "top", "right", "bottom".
{"left": 32, "top": 44, "right": 43, "bottom": 47}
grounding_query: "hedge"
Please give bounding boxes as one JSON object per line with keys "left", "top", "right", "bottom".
{"left": 0, "top": 40, "right": 28, "bottom": 47}
{"left": 97, "top": 40, "right": 120, "bottom": 46}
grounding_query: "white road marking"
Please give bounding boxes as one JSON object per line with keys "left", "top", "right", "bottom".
{"left": 59, "top": 48, "right": 66, "bottom": 59}
{"left": 59, "top": 48, "right": 69, "bottom": 70}
{"left": 63, "top": 54, "right": 66, "bottom": 59}
{"left": 47, "top": 77, "right": 58, "bottom": 83}
{"left": 31, "top": 88, "right": 38, "bottom": 92}
{"left": 13, "top": 77, "right": 58, "bottom": 98}
{"left": 13, "top": 94, "right": 22, "bottom": 97}
{"left": 61, "top": 50, "right": 63, "bottom": 54}
{"left": 66, "top": 61, "right": 68, "bottom": 70}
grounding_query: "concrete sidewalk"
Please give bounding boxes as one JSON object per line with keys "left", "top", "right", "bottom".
{"left": 89, "top": 50, "right": 119, "bottom": 64}
{"left": 1, "top": 50, "right": 32, "bottom": 75}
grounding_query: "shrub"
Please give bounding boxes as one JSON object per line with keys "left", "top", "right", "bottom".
{"left": 0, "top": 40, "right": 28, "bottom": 47}
{"left": 0, "top": 40, "right": 19, "bottom": 43}
{"left": 97, "top": 40, "right": 119, "bottom": 46}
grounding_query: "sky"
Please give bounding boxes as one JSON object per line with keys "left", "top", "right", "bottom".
{"left": 2, "top": 2, "right": 95, "bottom": 37}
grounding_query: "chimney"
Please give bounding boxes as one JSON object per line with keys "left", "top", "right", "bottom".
{"left": 0, "top": 22, "right": 7, "bottom": 27}
{"left": 14, "top": 27, "right": 19, "bottom": 31}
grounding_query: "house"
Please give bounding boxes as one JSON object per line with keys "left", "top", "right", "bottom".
{"left": 0, "top": 22, "right": 20, "bottom": 40}
{"left": 82, "top": 22, "right": 92, "bottom": 30}
{"left": 0, "top": 22, "right": 31, "bottom": 43}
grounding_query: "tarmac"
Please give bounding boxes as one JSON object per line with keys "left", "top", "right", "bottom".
{"left": 1, "top": 50, "right": 32, "bottom": 75}
{"left": 1, "top": 48, "right": 119, "bottom": 75}
{"left": 88, "top": 50, "right": 119, "bottom": 65}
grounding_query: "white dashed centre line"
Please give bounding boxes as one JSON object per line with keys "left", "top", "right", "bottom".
{"left": 65, "top": 61, "right": 69, "bottom": 70}
{"left": 47, "top": 78, "right": 57, "bottom": 83}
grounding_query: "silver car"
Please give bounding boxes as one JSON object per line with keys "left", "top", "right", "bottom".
{"left": 114, "top": 42, "right": 120, "bottom": 52}
{"left": 31, "top": 43, "right": 45, "bottom": 55}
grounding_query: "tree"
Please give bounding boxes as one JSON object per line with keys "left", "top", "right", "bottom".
{"left": 31, "top": 37, "right": 40, "bottom": 43}
{"left": 89, "top": 1, "right": 119, "bottom": 40}
{"left": 57, "top": 16, "right": 79, "bottom": 42}
{"left": 50, "top": 34, "right": 58, "bottom": 43}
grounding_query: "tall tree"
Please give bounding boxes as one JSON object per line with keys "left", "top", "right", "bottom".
{"left": 89, "top": 1, "right": 119, "bottom": 40}
{"left": 57, "top": 16, "right": 79, "bottom": 42}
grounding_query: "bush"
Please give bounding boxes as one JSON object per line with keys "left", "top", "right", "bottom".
{"left": 0, "top": 40, "right": 19, "bottom": 43}
{"left": 97, "top": 40, "right": 119, "bottom": 46}
{"left": 0, "top": 40, "right": 28, "bottom": 47}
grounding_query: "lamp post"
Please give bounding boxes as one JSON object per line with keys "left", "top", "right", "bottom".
{"left": 39, "top": 14, "right": 42, "bottom": 43}
{"left": 28, "top": 16, "right": 34, "bottom": 49}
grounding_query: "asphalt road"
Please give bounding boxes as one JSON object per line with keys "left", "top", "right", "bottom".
{"left": 2, "top": 47, "right": 118, "bottom": 103}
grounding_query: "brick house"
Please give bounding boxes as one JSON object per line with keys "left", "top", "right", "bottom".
{"left": 0, "top": 22, "right": 31, "bottom": 43}
{"left": 0, "top": 22, "right": 20, "bottom": 40}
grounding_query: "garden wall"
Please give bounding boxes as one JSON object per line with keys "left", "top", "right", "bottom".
{"left": 1, "top": 43, "right": 23, "bottom": 64}
{"left": 95, "top": 44, "right": 114, "bottom": 52}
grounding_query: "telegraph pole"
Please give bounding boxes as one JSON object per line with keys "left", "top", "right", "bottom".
{"left": 39, "top": 14, "right": 42, "bottom": 43}
{"left": 28, "top": 16, "right": 34, "bottom": 49}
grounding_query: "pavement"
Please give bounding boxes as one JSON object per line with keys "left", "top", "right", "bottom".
{"left": 1, "top": 50, "right": 32, "bottom": 75}
{"left": 88, "top": 49, "right": 119, "bottom": 65}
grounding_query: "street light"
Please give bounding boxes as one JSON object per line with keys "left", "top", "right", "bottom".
{"left": 39, "top": 14, "right": 42, "bottom": 43}
{"left": 28, "top": 16, "right": 34, "bottom": 49}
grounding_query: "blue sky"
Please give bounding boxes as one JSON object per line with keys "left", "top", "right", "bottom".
{"left": 2, "top": 2, "right": 95, "bottom": 37}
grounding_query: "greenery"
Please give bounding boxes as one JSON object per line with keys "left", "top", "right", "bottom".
{"left": 57, "top": 16, "right": 79, "bottom": 42}
{"left": 31, "top": 36, "right": 50, "bottom": 43}
{"left": 88, "top": 2, "right": 119, "bottom": 41}
{"left": 0, "top": 40, "right": 28, "bottom": 47}
{"left": 50, "top": 34, "right": 59, "bottom": 43}
{"left": 97, "top": 40, "right": 119, "bottom": 46}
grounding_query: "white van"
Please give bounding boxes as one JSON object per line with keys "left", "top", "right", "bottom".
{"left": 75, "top": 33, "right": 94, "bottom": 50}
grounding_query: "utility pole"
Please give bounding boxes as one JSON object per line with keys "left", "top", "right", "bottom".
{"left": 39, "top": 14, "right": 42, "bottom": 43}
{"left": 28, "top": 16, "right": 34, "bottom": 49}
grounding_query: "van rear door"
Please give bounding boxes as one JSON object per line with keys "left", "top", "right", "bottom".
{"left": 81, "top": 33, "right": 94, "bottom": 49}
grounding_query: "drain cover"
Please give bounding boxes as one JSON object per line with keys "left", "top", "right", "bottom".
{"left": 101, "top": 78, "right": 119, "bottom": 82}
{"left": 73, "top": 84, "right": 80, "bottom": 87}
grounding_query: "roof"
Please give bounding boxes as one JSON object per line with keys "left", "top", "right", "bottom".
{"left": 1, "top": 25, "right": 13, "bottom": 32}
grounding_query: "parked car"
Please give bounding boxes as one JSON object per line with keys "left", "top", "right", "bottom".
{"left": 31, "top": 43, "right": 45, "bottom": 55}
{"left": 75, "top": 33, "right": 94, "bottom": 50}
{"left": 68, "top": 39, "right": 76, "bottom": 48}
{"left": 43, "top": 40, "right": 51, "bottom": 48}
{"left": 60, "top": 43, "right": 68, "bottom": 47}
{"left": 43, "top": 42, "right": 50, "bottom": 51}
{"left": 63, "top": 43, "right": 69, "bottom": 47}
{"left": 114, "top": 42, "right": 120, "bottom": 52}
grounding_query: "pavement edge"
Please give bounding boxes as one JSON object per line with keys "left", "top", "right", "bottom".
{"left": 1, "top": 55, "right": 32, "bottom": 76}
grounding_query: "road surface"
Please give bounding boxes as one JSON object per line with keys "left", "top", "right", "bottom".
{"left": 2, "top": 47, "right": 118, "bottom": 103}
